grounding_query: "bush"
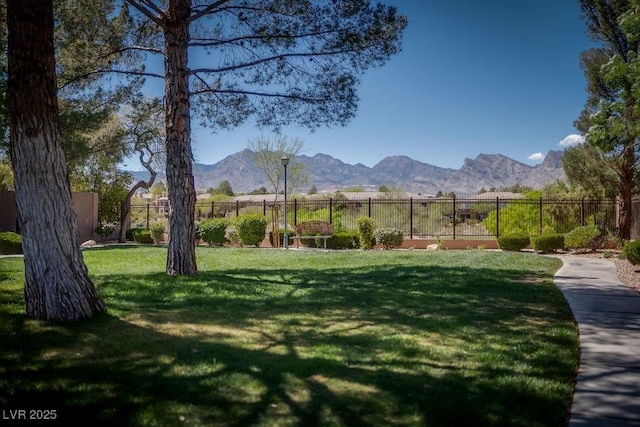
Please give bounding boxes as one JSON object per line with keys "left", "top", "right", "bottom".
{"left": 234, "top": 214, "right": 267, "bottom": 247}
{"left": 531, "top": 234, "right": 565, "bottom": 254}
{"left": 375, "top": 228, "right": 404, "bottom": 250}
{"left": 327, "top": 230, "right": 360, "bottom": 249}
{"left": 126, "top": 228, "right": 145, "bottom": 241}
{"left": 150, "top": 223, "right": 165, "bottom": 243}
{"left": 95, "top": 223, "right": 115, "bottom": 239}
{"left": 356, "top": 217, "right": 375, "bottom": 250}
{"left": 623, "top": 239, "right": 640, "bottom": 265}
{"left": 132, "top": 228, "right": 154, "bottom": 244}
{"left": 200, "top": 218, "right": 228, "bottom": 245}
{"left": 564, "top": 225, "right": 607, "bottom": 251}
{"left": 497, "top": 233, "right": 530, "bottom": 251}
{"left": 0, "top": 232, "right": 22, "bottom": 255}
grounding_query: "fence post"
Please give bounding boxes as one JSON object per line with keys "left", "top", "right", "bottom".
{"left": 539, "top": 197, "right": 543, "bottom": 235}
{"left": 236, "top": 200, "right": 239, "bottom": 217}
{"left": 409, "top": 197, "right": 413, "bottom": 240}
{"left": 146, "top": 203, "right": 150, "bottom": 229}
{"left": 368, "top": 197, "right": 372, "bottom": 218}
{"left": 329, "top": 198, "right": 333, "bottom": 224}
{"left": 495, "top": 197, "right": 500, "bottom": 238}
{"left": 263, "top": 200, "right": 266, "bottom": 216}
{"left": 294, "top": 199, "right": 298, "bottom": 226}
{"left": 452, "top": 196, "right": 456, "bottom": 239}
{"left": 581, "top": 199, "right": 585, "bottom": 226}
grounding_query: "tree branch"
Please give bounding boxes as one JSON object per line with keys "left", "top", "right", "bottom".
{"left": 190, "top": 87, "right": 328, "bottom": 103}
{"left": 59, "top": 69, "right": 164, "bottom": 90}
{"left": 126, "top": 0, "right": 167, "bottom": 28}
{"left": 189, "top": 0, "right": 231, "bottom": 23}
{"left": 189, "top": 48, "right": 360, "bottom": 75}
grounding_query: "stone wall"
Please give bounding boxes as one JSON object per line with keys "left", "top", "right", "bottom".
{"left": 0, "top": 191, "right": 98, "bottom": 243}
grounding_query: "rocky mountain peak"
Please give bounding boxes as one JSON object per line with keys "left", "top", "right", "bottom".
{"left": 131, "top": 149, "right": 566, "bottom": 196}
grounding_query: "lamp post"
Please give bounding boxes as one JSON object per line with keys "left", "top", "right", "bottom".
{"left": 281, "top": 155, "right": 289, "bottom": 249}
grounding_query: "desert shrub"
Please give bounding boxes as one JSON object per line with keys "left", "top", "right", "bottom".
{"left": 150, "top": 223, "right": 165, "bottom": 243}
{"left": 375, "top": 228, "right": 404, "bottom": 249}
{"left": 356, "top": 217, "right": 375, "bottom": 250}
{"left": 132, "top": 228, "right": 154, "bottom": 244}
{"left": 234, "top": 213, "right": 267, "bottom": 246}
{"left": 326, "top": 230, "right": 360, "bottom": 249}
{"left": 95, "top": 223, "right": 115, "bottom": 239}
{"left": 623, "top": 239, "right": 640, "bottom": 265}
{"left": 531, "top": 234, "right": 565, "bottom": 253}
{"left": 497, "top": 233, "right": 530, "bottom": 251}
{"left": 200, "top": 218, "right": 228, "bottom": 245}
{"left": 564, "top": 225, "right": 607, "bottom": 251}
{"left": 0, "top": 232, "right": 22, "bottom": 254}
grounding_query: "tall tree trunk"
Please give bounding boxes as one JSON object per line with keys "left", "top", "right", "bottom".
{"left": 6, "top": 0, "right": 106, "bottom": 321}
{"left": 617, "top": 140, "right": 636, "bottom": 240}
{"left": 164, "top": 0, "right": 197, "bottom": 275}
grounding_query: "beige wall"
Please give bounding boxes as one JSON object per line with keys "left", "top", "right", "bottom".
{"left": 0, "top": 191, "right": 98, "bottom": 243}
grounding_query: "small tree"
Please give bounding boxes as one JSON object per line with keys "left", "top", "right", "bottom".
{"left": 248, "top": 135, "right": 309, "bottom": 198}
{"left": 213, "top": 180, "right": 234, "bottom": 197}
{"left": 118, "top": 98, "right": 166, "bottom": 243}
{"left": 356, "top": 217, "right": 375, "bottom": 250}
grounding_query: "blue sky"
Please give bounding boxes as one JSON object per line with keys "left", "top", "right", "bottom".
{"left": 138, "top": 1, "right": 596, "bottom": 170}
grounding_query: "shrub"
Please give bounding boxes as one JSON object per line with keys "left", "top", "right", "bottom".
{"left": 234, "top": 214, "right": 267, "bottom": 247}
{"left": 327, "top": 230, "right": 360, "bottom": 249}
{"left": 356, "top": 217, "right": 375, "bottom": 250}
{"left": 531, "top": 234, "right": 565, "bottom": 254}
{"left": 497, "top": 233, "right": 530, "bottom": 251}
{"left": 126, "top": 228, "right": 145, "bottom": 241}
{"left": 200, "top": 218, "right": 228, "bottom": 245}
{"left": 623, "top": 239, "right": 640, "bottom": 265}
{"left": 375, "top": 228, "right": 404, "bottom": 250}
{"left": 564, "top": 225, "right": 607, "bottom": 251}
{"left": 95, "top": 223, "right": 115, "bottom": 239}
{"left": 132, "top": 228, "right": 154, "bottom": 244}
{"left": 0, "top": 232, "right": 22, "bottom": 255}
{"left": 150, "top": 223, "right": 165, "bottom": 243}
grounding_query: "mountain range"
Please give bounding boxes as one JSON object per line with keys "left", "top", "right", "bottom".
{"left": 132, "top": 149, "right": 566, "bottom": 196}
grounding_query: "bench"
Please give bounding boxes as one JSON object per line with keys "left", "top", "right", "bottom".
{"left": 290, "top": 221, "right": 334, "bottom": 249}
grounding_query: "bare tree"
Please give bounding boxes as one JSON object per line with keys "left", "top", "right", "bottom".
{"left": 248, "top": 135, "right": 308, "bottom": 198}
{"left": 6, "top": 0, "right": 106, "bottom": 321}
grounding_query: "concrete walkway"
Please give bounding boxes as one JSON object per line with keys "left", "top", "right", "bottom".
{"left": 554, "top": 256, "right": 640, "bottom": 427}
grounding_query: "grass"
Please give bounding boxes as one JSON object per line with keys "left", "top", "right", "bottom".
{"left": 0, "top": 247, "right": 577, "bottom": 427}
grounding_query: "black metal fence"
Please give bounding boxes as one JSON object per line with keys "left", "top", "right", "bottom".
{"left": 129, "top": 196, "right": 618, "bottom": 240}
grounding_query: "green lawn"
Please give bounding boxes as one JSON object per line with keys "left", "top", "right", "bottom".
{"left": 0, "top": 247, "right": 577, "bottom": 427}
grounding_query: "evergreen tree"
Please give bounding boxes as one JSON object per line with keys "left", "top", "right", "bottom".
{"left": 122, "top": 0, "right": 407, "bottom": 275}
{"left": 576, "top": 0, "right": 638, "bottom": 239}
{"left": 6, "top": 0, "right": 106, "bottom": 321}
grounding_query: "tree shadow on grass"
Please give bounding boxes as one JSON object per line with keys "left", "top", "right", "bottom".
{"left": 0, "top": 263, "right": 576, "bottom": 427}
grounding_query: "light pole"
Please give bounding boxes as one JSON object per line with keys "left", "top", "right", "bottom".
{"left": 281, "top": 155, "right": 289, "bottom": 249}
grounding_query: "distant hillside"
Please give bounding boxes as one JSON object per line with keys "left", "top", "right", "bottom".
{"left": 130, "top": 149, "right": 566, "bottom": 196}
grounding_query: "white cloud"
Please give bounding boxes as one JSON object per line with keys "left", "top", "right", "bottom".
{"left": 559, "top": 134, "right": 585, "bottom": 147}
{"left": 527, "top": 152, "right": 544, "bottom": 161}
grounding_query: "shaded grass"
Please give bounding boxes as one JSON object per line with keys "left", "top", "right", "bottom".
{"left": 0, "top": 247, "right": 576, "bottom": 426}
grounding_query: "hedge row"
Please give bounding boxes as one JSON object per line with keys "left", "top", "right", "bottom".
{"left": 498, "top": 225, "right": 610, "bottom": 253}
